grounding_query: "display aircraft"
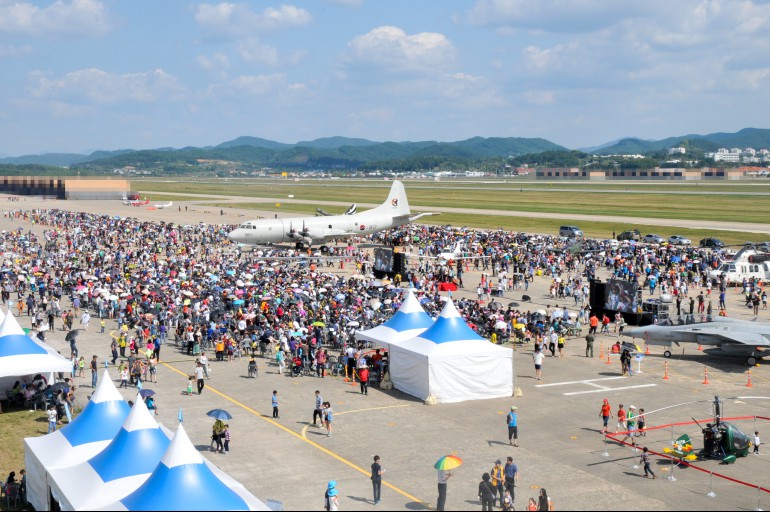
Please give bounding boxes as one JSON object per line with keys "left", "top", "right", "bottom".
{"left": 227, "top": 180, "right": 438, "bottom": 251}
{"left": 154, "top": 201, "right": 173, "bottom": 209}
{"left": 316, "top": 204, "right": 357, "bottom": 216}
{"left": 622, "top": 316, "right": 770, "bottom": 366}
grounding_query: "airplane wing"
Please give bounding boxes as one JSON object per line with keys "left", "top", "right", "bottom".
{"left": 692, "top": 327, "right": 770, "bottom": 347}
{"left": 408, "top": 212, "right": 440, "bottom": 222}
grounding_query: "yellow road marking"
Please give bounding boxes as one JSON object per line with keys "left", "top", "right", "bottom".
{"left": 162, "top": 362, "right": 425, "bottom": 505}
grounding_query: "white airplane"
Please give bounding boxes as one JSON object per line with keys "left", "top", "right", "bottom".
{"left": 153, "top": 201, "right": 173, "bottom": 209}
{"left": 227, "top": 180, "right": 437, "bottom": 251}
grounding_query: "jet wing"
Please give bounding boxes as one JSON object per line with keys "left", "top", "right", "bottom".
{"left": 692, "top": 327, "right": 770, "bottom": 347}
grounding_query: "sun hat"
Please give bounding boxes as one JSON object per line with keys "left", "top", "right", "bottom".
{"left": 328, "top": 480, "right": 336, "bottom": 489}
{"left": 510, "top": 405, "right": 518, "bottom": 411}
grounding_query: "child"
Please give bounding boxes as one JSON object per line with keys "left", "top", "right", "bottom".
{"left": 272, "top": 390, "right": 279, "bottom": 418}
{"left": 754, "top": 431, "right": 761, "bottom": 454}
{"left": 223, "top": 424, "right": 231, "bottom": 453}
{"left": 187, "top": 376, "right": 194, "bottom": 396}
{"left": 638, "top": 408, "right": 646, "bottom": 437}
{"left": 324, "top": 402, "right": 334, "bottom": 437}
{"left": 47, "top": 404, "right": 58, "bottom": 434}
{"left": 77, "top": 356, "right": 85, "bottom": 377}
{"left": 119, "top": 365, "right": 129, "bottom": 388}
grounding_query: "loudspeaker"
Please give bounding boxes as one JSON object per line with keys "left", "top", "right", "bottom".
{"left": 393, "top": 253, "right": 407, "bottom": 275}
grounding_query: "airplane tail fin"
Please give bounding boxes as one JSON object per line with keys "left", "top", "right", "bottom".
{"left": 374, "top": 180, "right": 410, "bottom": 216}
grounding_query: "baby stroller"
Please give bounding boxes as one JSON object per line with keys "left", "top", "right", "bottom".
{"left": 291, "top": 357, "right": 304, "bottom": 377}
{"left": 329, "top": 356, "right": 344, "bottom": 377}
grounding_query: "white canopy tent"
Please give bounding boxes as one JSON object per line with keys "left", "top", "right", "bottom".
{"left": 355, "top": 289, "right": 434, "bottom": 348}
{"left": 389, "top": 299, "right": 514, "bottom": 404}
{"left": 47, "top": 394, "right": 172, "bottom": 510}
{"left": 0, "top": 309, "right": 71, "bottom": 379}
{"left": 24, "top": 370, "right": 130, "bottom": 511}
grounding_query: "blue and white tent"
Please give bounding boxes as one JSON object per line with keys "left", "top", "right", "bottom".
{"left": 47, "top": 394, "right": 172, "bottom": 510}
{"left": 389, "top": 299, "right": 513, "bottom": 403}
{"left": 24, "top": 369, "right": 130, "bottom": 512}
{"left": 104, "top": 423, "right": 268, "bottom": 511}
{"left": 0, "top": 309, "right": 71, "bottom": 378}
{"left": 356, "top": 289, "right": 434, "bottom": 348}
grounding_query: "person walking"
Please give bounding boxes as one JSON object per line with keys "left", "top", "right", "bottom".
{"left": 640, "top": 447, "right": 655, "bottom": 478}
{"left": 223, "top": 424, "right": 231, "bottom": 454}
{"left": 436, "top": 467, "right": 452, "bottom": 511}
{"left": 533, "top": 349, "right": 545, "bottom": 381}
{"left": 490, "top": 460, "right": 504, "bottom": 507}
{"left": 754, "top": 431, "right": 761, "bottom": 454}
{"left": 272, "top": 390, "right": 279, "bottom": 418}
{"left": 359, "top": 365, "right": 369, "bottom": 395}
{"left": 478, "top": 473, "right": 496, "bottom": 512}
{"left": 371, "top": 455, "right": 383, "bottom": 505}
{"left": 600, "top": 399, "right": 613, "bottom": 434}
{"left": 46, "top": 404, "right": 58, "bottom": 433}
{"left": 324, "top": 480, "right": 339, "bottom": 511}
{"left": 195, "top": 362, "right": 205, "bottom": 395}
{"left": 313, "top": 390, "right": 324, "bottom": 426}
{"left": 585, "top": 333, "right": 595, "bottom": 358}
{"left": 506, "top": 405, "right": 519, "bottom": 447}
{"left": 537, "top": 488, "right": 554, "bottom": 511}
{"left": 503, "top": 456, "right": 518, "bottom": 504}
{"left": 324, "top": 401, "right": 334, "bottom": 437}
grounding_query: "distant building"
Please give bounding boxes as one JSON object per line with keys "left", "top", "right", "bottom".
{"left": 535, "top": 167, "right": 750, "bottom": 181}
{"left": 668, "top": 147, "right": 686, "bottom": 155}
{"left": 0, "top": 177, "right": 129, "bottom": 199}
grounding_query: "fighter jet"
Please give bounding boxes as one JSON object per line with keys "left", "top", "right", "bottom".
{"left": 228, "top": 180, "right": 437, "bottom": 251}
{"left": 622, "top": 317, "right": 770, "bottom": 366}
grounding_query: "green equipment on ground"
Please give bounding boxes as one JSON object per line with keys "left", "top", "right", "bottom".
{"left": 696, "top": 396, "right": 751, "bottom": 460}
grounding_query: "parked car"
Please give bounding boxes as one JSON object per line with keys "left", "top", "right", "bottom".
{"left": 700, "top": 237, "right": 724, "bottom": 249}
{"left": 668, "top": 235, "right": 692, "bottom": 245}
{"left": 643, "top": 234, "right": 665, "bottom": 244}
{"left": 617, "top": 230, "right": 641, "bottom": 242}
{"left": 559, "top": 225, "right": 583, "bottom": 237}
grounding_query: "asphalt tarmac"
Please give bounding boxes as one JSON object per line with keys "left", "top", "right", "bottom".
{"left": 4, "top": 197, "right": 770, "bottom": 511}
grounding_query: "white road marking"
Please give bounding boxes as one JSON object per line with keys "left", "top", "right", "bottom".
{"left": 564, "top": 384, "right": 657, "bottom": 396}
{"left": 535, "top": 376, "right": 627, "bottom": 388}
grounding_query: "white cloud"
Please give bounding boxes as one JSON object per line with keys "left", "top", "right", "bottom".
{"left": 195, "top": 3, "right": 311, "bottom": 37}
{"left": 0, "top": 0, "right": 110, "bottom": 36}
{"left": 29, "top": 68, "right": 183, "bottom": 104}
{"left": 347, "top": 26, "right": 455, "bottom": 73}
{"left": 197, "top": 53, "right": 231, "bottom": 80}
{"left": 213, "top": 74, "right": 287, "bottom": 96}
{"left": 237, "top": 39, "right": 279, "bottom": 66}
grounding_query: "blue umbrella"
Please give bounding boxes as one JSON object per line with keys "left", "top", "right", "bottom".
{"left": 206, "top": 409, "right": 233, "bottom": 420}
{"left": 139, "top": 388, "right": 155, "bottom": 398}
{"left": 233, "top": 299, "right": 245, "bottom": 305}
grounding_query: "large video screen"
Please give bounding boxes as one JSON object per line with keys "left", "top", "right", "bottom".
{"left": 604, "top": 279, "right": 639, "bottom": 313}
{"left": 373, "top": 247, "right": 394, "bottom": 273}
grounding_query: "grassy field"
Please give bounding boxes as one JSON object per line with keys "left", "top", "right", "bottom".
{"left": 132, "top": 178, "right": 770, "bottom": 243}
{"left": 0, "top": 408, "right": 48, "bottom": 510}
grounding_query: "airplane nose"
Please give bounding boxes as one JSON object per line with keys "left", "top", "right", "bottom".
{"left": 622, "top": 326, "right": 646, "bottom": 338}
{"left": 227, "top": 230, "right": 238, "bottom": 242}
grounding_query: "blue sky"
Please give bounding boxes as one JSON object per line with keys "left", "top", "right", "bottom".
{"left": 1, "top": 0, "right": 770, "bottom": 155}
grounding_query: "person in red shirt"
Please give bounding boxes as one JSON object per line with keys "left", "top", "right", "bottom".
{"left": 616, "top": 404, "right": 627, "bottom": 434}
{"left": 600, "top": 399, "right": 613, "bottom": 434}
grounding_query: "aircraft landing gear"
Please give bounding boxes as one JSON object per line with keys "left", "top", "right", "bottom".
{"left": 664, "top": 350, "right": 672, "bottom": 358}
{"left": 295, "top": 241, "right": 305, "bottom": 250}
{"left": 747, "top": 356, "right": 757, "bottom": 367}
{"left": 320, "top": 246, "right": 329, "bottom": 254}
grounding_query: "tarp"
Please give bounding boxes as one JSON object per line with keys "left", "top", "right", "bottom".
{"left": 0, "top": 309, "right": 72, "bottom": 378}
{"left": 47, "top": 395, "right": 171, "bottom": 510}
{"left": 24, "top": 370, "right": 130, "bottom": 511}
{"left": 389, "top": 299, "right": 514, "bottom": 403}
{"left": 102, "top": 423, "right": 268, "bottom": 511}
{"left": 356, "top": 289, "right": 434, "bottom": 348}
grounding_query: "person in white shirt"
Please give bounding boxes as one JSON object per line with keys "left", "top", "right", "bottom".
{"left": 533, "top": 349, "right": 545, "bottom": 381}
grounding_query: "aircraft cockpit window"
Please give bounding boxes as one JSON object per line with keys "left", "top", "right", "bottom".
{"left": 240, "top": 223, "right": 249, "bottom": 228}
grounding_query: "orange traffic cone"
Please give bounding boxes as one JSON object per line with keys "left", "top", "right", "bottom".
{"left": 697, "top": 344, "right": 703, "bottom": 351}
{"left": 605, "top": 353, "right": 611, "bottom": 365}
{"left": 645, "top": 344, "right": 650, "bottom": 355}
{"left": 703, "top": 367, "right": 710, "bottom": 385}
{"left": 746, "top": 369, "right": 753, "bottom": 388}
{"left": 663, "top": 362, "right": 670, "bottom": 381}
{"left": 599, "top": 342, "right": 604, "bottom": 360}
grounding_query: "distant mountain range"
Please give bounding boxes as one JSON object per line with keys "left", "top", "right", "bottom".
{"left": 589, "top": 127, "right": 770, "bottom": 155}
{"left": 2, "top": 128, "right": 770, "bottom": 168}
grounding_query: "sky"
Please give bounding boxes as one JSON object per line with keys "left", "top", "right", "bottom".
{"left": 1, "top": 0, "right": 770, "bottom": 156}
